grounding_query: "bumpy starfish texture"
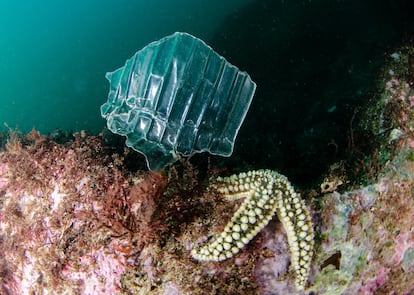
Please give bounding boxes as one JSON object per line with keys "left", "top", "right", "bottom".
{"left": 191, "top": 169, "right": 314, "bottom": 290}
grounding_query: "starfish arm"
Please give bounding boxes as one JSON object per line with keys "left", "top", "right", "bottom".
{"left": 213, "top": 173, "right": 256, "bottom": 201}
{"left": 191, "top": 170, "right": 314, "bottom": 291}
{"left": 191, "top": 170, "right": 278, "bottom": 261}
{"left": 274, "top": 177, "right": 314, "bottom": 290}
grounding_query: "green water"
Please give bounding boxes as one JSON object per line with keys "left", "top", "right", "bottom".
{"left": 0, "top": 0, "right": 253, "bottom": 133}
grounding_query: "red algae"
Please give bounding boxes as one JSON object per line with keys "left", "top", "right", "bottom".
{"left": 0, "top": 131, "right": 169, "bottom": 294}
{"left": 0, "top": 130, "right": 259, "bottom": 294}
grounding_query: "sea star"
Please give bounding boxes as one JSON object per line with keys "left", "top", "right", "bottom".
{"left": 191, "top": 169, "right": 314, "bottom": 290}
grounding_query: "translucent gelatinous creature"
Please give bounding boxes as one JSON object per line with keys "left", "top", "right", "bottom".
{"left": 101, "top": 32, "right": 256, "bottom": 170}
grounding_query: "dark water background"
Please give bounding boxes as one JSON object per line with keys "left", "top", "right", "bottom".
{"left": 1, "top": 0, "right": 413, "bottom": 185}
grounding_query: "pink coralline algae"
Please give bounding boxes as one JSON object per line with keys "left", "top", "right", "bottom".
{"left": 0, "top": 131, "right": 168, "bottom": 294}
{"left": 310, "top": 158, "right": 414, "bottom": 294}
{"left": 61, "top": 245, "right": 127, "bottom": 294}
{"left": 0, "top": 130, "right": 263, "bottom": 294}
